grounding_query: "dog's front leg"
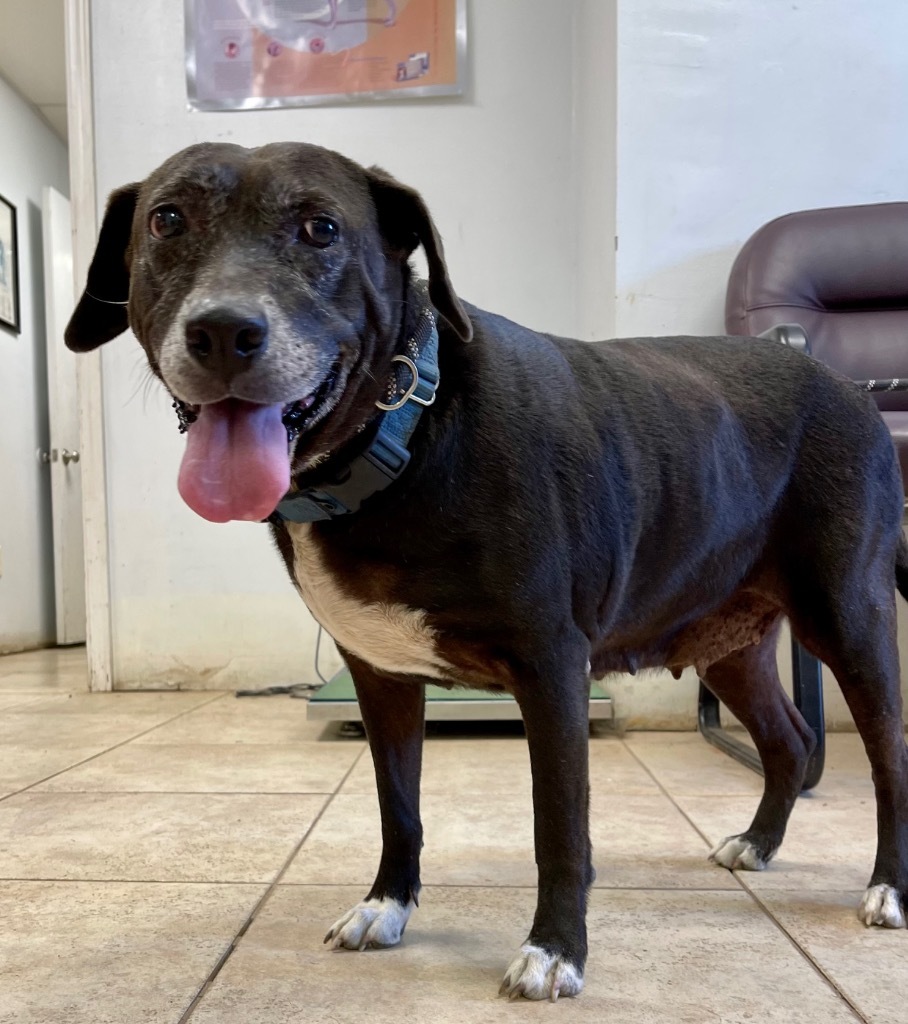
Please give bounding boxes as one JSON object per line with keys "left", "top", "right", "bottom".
{"left": 502, "top": 646, "right": 592, "bottom": 1001}
{"left": 324, "top": 651, "right": 424, "bottom": 951}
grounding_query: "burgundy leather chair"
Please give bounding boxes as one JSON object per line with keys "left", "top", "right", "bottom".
{"left": 727, "top": 202, "right": 908, "bottom": 480}
{"left": 700, "top": 201, "right": 908, "bottom": 791}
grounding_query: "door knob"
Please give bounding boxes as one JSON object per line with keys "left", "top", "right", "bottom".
{"left": 37, "top": 448, "right": 58, "bottom": 463}
{"left": 61, "top": 449, "right": 80, "bottom": 465}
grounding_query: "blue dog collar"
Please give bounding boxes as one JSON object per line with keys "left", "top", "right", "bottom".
{"left": 271, "top": 285, "right": 439, "bottom": 524}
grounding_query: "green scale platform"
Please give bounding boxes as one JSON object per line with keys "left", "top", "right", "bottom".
{"left": 307, "top": 668, "right": 613, "bottom": 723}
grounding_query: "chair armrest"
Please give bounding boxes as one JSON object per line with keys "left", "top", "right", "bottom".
{"left": 758, "top": 323, "right": 810, "bottom": 355}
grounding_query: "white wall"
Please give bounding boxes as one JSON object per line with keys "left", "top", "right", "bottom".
{"left": 0, "top": 75, "right": 69, "bottom": 653}
{"left": 610, "top": 0, "right": 908, "bottom": 728}
{"left": 573, "top": 0, "right": 618, "bottom": 342}
{"left": 615, "top": 0, "right": 908, "bottom": 338}
{"left": 90, "top": 0, "right": 615, "bottom": 689}
{"left": 89, "top": 0, "right": 903, "bottom": 731}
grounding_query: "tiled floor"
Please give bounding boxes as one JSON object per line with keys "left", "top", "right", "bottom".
{"left": 1, "top": 649, "right": 906, "bottom": 1023}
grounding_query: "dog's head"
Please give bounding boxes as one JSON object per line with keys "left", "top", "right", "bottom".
{"left": 66, "top": 141, "right": 471, "bottom": 523}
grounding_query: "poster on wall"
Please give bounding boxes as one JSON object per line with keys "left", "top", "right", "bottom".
{"left": 186, "top": 0, "right": 466, "bottom": 110}
{"left": 0, "top": 194, "right": 19, "bottom": 334}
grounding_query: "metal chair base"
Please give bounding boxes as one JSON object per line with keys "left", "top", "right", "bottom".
{"left": 698, "top": 636, "right": 826, "bottom": 793}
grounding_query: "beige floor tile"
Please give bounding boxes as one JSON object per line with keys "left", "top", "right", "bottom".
{"left": 809, "top": 734, "right": 876, "bottom": 800}
{"left": 625, "top": 731, "right": 765, "bottom": 796}
{"left": 0, "top": 647, "right": 89, "bottom": 691}
{"left": 341, "top": 735, "right": 531, "bottom": 798}
{"left": 134, "top": 693, "right": 356, "bottom": 745}
{"left": 672, "top": 732, "right": 889, "bottom": 893}
{"left": 286, "top": 789, "right": 532, "bottom": 887}
{"left": 589, "top": 735, "right": 664, "bottom": 793}
{"left": 757, "top": 889, "right": 908, "bottom": 1024}
{"left": 0, "top": 646, "right": 87, "bottom": 674}
{"left": 0, "top": 791, "right": 328, "bottom": 882}
{"left": 285, "top": 788, "right": 736, "bottom": 890}
{"left": 188, "top": 886, "right": 858, "bottom": 1023}
{"left": 0, "top": 745, "right": 104, "bottom": 799}
{"left": 676, "top": 792, "right": 879, "bottom": 891}
{"left": 344, "top": 732, "right": 659, "bottom": 797}
{"left": 0, "top": 710, "right": 183, "bottom": 750}
{"left": 0, "top": 880, "right": 263, "bottom": 1024}
{"left": 627, "top": 732, "right": 885, "bottom": 801}
{"left": 35, "top": 742, "right": 365, "bottom": 794}
{"left": 0, "top": 670, "right": 85, "bottom": 693}
{"left": 1, "top": 660, "right": 895, "bottom": 1021}
{"left": 587, "top": 790, "right": 740, "bottom": 889}
{"left": 0, "top": 694, "right": 45, "bottom": 711}
{"left": 21, "top": 691, "right": 221, "bottom": 715}
{"left": 0, "top": 692, "right": 222, "bottom": 751}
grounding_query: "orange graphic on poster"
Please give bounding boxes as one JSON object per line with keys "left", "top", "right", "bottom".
{"left": 187, "top": 0, "right": 465, "bottom": 110}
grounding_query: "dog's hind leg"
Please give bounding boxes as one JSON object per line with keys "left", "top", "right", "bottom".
{"left": 791, "top": 570, "right": 908, "bottom": 928}
{"left": 323, "top": 652, "right": 425, "bottom": 950}
{"left": 703, "top": 619, "right": 817, "bottom": 872}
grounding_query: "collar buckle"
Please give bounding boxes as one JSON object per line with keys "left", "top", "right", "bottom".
{"left": 273, "top": 428, "right": 411, "bottom": 523}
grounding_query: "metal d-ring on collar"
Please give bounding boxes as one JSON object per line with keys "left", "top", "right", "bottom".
{"left": 375, "top": 354, "right": 437, "bottom": 411}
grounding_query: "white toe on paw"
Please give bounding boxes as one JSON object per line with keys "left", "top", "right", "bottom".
{"left": 324, "top": 897, "right": 415, "bottom": 951}
{"left": 499, "top": 944, "right": 584, "bottom": 1002}
{"left": 709, "top": 835, "right": 771, "bottom": 871}
{"left": 859, "top": 884, "right": 907, "bottom": 929}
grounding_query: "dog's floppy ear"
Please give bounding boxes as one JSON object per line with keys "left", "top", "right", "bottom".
{"left": 366, "top": 166, "right": 472, "bottom": 342}
{"left": 65, "top": 183, "right": 140, "bottom": 352}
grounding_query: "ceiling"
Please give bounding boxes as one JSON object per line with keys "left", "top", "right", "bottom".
{"left": 0, "top": 0, "right": 68, "bottom": 141}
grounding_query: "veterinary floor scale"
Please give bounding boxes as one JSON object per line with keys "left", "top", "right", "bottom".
{"left": 307, "top": 668, "right": 613, "bottom": 723}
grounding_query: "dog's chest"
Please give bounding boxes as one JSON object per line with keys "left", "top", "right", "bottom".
{"left": 286, "top": 522, "right": 449, "bottom": 679}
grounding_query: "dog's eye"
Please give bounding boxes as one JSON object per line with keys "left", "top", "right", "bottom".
{"left": 149, "top": 206, "right": 186, "bottom": 240}
{"left": 300, "top": 216, "right": 339, "bottom": 248}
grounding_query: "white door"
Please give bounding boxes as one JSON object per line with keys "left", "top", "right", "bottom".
{"left": 42, "top": 186, "right": 86, "bottom": 645}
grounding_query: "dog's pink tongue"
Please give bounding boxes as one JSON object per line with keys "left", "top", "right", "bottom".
{"left": 178, "top": 400, "right": 289, "bottom": 523}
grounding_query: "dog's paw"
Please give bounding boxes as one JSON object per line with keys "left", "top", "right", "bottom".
{"left": 324, "top": 897, "right": 414, "bottom": 951}
{"left": 858, "top": 884, "right": 907, "bottom": 928}
{"left": 499, "top": 944, "right": 584, "bottom": 1002}
{"left": 708, "top": 834, "right": 773, "bottom": 871}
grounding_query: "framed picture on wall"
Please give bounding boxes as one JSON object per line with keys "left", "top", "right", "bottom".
{"left": 0, "top": 194, "right": 20, "bottom": 333}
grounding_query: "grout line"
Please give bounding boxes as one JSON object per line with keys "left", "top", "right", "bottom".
{"left": 176, "top": 743, "right": 370, "bottom": 1024}
{"left": 621, "top": 738, "right": 868, "bottom": 1023}
{"left": 733, "top": 877, "right": 869, "bottom": 1024}
{"left": 0, "top": 877, "right": 293, "bottom": 886}
{"left": 620, "top": 737, "right": 731, "bottom": 850}
{"left": 0, "top": 878, "right": 881, "bottom": 904}
{"left": 0, "top": 692, "right": 226, "bottom": 805}
{"left": 0, "top": 878, "right": 757, "bottom": 891}
{"left": 275, "top": 882, "right": 757, "bottom": 891}
{"left": 18, "top": 790, "right": 343, "bottom": 797}
{"left": 0, "top": 878, "right": 272, "bottom": 889}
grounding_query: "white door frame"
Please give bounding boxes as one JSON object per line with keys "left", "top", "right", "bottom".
{"left": 65, "top": 0, "right": 113, "bottom": 691}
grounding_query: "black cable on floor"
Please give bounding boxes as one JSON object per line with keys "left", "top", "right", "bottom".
{"left": 234, "top": 626, "right": 331, "bottom": 698}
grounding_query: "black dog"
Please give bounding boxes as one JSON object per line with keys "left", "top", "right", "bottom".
{"left": 66, "top": 142, "right": 908, "bottom": 1000}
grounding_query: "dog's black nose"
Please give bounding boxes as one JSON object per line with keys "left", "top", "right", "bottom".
{"left": 185, "top": 306, "right": 269, "bottom": 376}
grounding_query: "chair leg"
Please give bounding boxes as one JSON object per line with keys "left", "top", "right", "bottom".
{"left": 697, "top": 681, "right": 763, "bottom": 776}
{"left": 698, "top": 636, "right": 826, "bottom": 793}
{"left": 790, "top": 635, "right": 825, "bottom": 791}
